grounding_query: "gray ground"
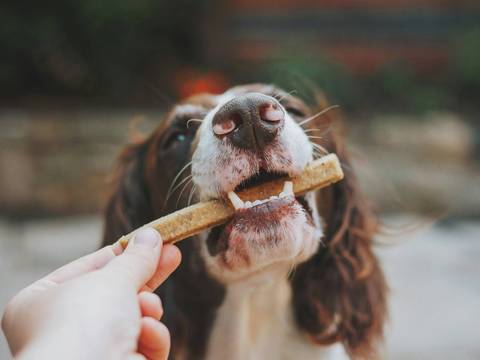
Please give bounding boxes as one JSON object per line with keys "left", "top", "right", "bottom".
{"left": 0, "top": 215, "right": 479, "bottom": 359}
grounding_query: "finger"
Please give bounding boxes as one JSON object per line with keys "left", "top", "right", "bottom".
{"left": 139, "top": 292, "right": 163, "bottom": 320}
{"left": 45, "top": 243, "right": 123, "bottom": 284}
{"left": 141, "top": 244, "right": 181, "bottom": 292}
{"left": 101, "top": 227, "right": 162, "bottom": 290}
{"left": 138, "top": 317, "right": 170, "bottom": 360}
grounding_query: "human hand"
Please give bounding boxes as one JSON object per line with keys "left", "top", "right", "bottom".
{"left": 1, "top": 227, "right": 181, "bottom": 360}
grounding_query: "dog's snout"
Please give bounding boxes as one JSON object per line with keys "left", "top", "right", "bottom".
{"left": 212, "top": 93, "right": 284, "bottom": 150}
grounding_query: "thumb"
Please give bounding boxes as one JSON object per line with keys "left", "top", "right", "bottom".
{"left": 101, "top": 227, "right": 162, "bottom": 290}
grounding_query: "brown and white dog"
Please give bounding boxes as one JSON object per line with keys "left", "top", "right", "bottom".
{"left": 102, "top": 84, "right": 387, "bottom": 360}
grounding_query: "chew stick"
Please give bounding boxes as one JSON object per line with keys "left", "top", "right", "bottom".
{"left": 119, "top": 153, "right": 343, "bottom": 247}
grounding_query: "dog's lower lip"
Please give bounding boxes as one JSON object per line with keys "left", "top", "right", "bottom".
{"left": 209, "top": 193, "right": 312, "bottom": 239}
{"left": 206, "top": 194, "right": 311, "bottom": 257}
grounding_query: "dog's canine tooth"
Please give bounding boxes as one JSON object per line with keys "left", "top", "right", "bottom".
{"left": 228, "top": 191, "right": 244, "bottom": 210}
{"left": 283, "top": 181, "right": 294, "bottom": 196}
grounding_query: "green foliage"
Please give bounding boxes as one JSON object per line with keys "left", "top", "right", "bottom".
{"left": 372, "top": 62, "right": 450, "bottom": 114}
{"left": 374, "top": 63, "right": 416, "bottom": 100}
{"left": 0, "top": 0, "right": 208, "bottom": 98}
{"left": 452, "top": 28, "right": 480, "bottom": 89}
{"left": 406, "top": 86, "right": 449, "bottom": 114}
{"left": 262, "top": 54, "right": 356, "bottom": 107}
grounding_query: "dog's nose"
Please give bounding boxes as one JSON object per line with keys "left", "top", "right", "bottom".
{"left": 212, "top": 93, "right": 284, "bottom": 150}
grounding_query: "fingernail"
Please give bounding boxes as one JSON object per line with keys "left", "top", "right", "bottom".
{"left": 133, "top": 227, "right": 160, "bottom": 248}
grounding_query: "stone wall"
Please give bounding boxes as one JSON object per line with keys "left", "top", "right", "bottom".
{"left": 352, "top": 112, "right": 479, "bottom": 216}
{"left": 0, "top": 110, "right": 160, "bottom": 216}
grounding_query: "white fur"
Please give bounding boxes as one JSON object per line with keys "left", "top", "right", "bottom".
{"left": 204, "top": 268, "right": 349, "bottom": 360}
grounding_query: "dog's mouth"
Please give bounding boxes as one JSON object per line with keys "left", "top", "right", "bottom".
{"left": 229, "top": 168, "right": 313, "bottom": 217}
{"left": 227, "top": 178, "right": 311, "bottom": 215}
{"left": 206, "top": 168, "right": 316, "bottom": 267}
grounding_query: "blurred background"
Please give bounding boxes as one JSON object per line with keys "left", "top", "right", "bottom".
{"left": 1, "top": 0, "right": 479, "bottom": 358}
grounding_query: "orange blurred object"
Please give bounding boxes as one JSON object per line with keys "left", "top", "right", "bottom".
{"left": 175, "top": 70, "right": 229, "bottom": 99}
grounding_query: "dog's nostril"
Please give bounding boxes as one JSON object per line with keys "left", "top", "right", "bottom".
{"left": 260, "top": 103, "right": 284, "bottom": 123}
{"left": 213, "top": 118, "right": 236, "bottom": 135}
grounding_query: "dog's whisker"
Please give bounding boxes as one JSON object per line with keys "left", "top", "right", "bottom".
{"left": 171, "top": 161, "right": 193, "bottom": 185}
{"left": 312, "top": 150, "right": 325, "bottom": 160}
{"left": 303, "top": 128, "right": 326, "bottom": 134}
{"left": 272, "top": 92, "right": 283, "bottom": 101}
{"left": 311, "top": 149, "right": 329, "bottom": 157}
{"left": 286, "top": 259, "right": 297, "bottom": 279}
{"left": 307, "top": 135, "right": 325, "bottom": 140}
{"left": 299, "top": 105, "right": 339, "bottom": 127}
{"left": 275, "top": 89, "right": 298, "bottom": 103}
{"left": 166, "top": 174, "right": 193, "bottom": 204}
{"left": 166, "top": 161, "right": 193, "bottom": 204}
{"left": 175, "top": 178, "right": 194, "bottom": 208}
{"left": 310, "top": 142, "right": 329, "bottom": 156}
{"left": 311, "top": 145, "right": 326, "bottom": 159}
{"left": 187, "top": 184, "right": 197, "bottom": 206}
{"left": 311, "top": 141, "right": 326, "bottom": 148}
{"left": 186, "top": 118, "right": 203, "bottom": 128}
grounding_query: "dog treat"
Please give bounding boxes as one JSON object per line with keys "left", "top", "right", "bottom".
{"left": 119, "top": 153, "right": 344, "bottom": 247}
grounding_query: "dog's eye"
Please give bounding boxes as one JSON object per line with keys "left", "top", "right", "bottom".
{"left": 163, "top": 130, "right": 187, "bottom": 149}
{"left": 285, "top": 106, "right": 306, "bottom": 118}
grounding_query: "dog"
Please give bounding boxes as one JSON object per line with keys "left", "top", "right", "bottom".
{"left": 102, "top": 84, "right": 387, "bottom": 360}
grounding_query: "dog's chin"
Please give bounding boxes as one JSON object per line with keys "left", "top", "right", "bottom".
{"left": 200, "top": 195, "right": 322, "bottom": 283}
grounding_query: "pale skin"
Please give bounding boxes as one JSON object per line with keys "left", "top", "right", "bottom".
{"left": 1, "top": 227, "right": 181, "bottom": 360}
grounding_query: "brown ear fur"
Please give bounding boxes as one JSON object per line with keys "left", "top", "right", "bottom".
{"left": 291, "top": 104, "right": 387, "bottom": 359}
{"left": 102, "top": 138, "right": 154, "bottom": 246}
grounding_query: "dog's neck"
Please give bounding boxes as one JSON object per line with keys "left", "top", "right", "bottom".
{"left": 204, "top": 265, "right": 347, "bottom": 360}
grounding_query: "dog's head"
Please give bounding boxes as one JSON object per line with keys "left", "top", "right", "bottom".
{"left": 103, "top": 83, "right": 386, "bottom": 358}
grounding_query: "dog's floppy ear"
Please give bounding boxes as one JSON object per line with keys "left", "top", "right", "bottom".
{"left": 102, "top": 138, "right": 154, "bottom": 246}
{"left": 291, "top": 106, "right": 387, "bottom": 359}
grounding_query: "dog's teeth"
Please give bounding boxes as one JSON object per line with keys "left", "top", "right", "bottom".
{"left": 229, "top": 183, "right": 293, "bottom": 210}
{"left": 283, "top": 181, "right": 294, "bottom": 196}
{"left": 228, "top": 191, "right": 244, "bottom": 210}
